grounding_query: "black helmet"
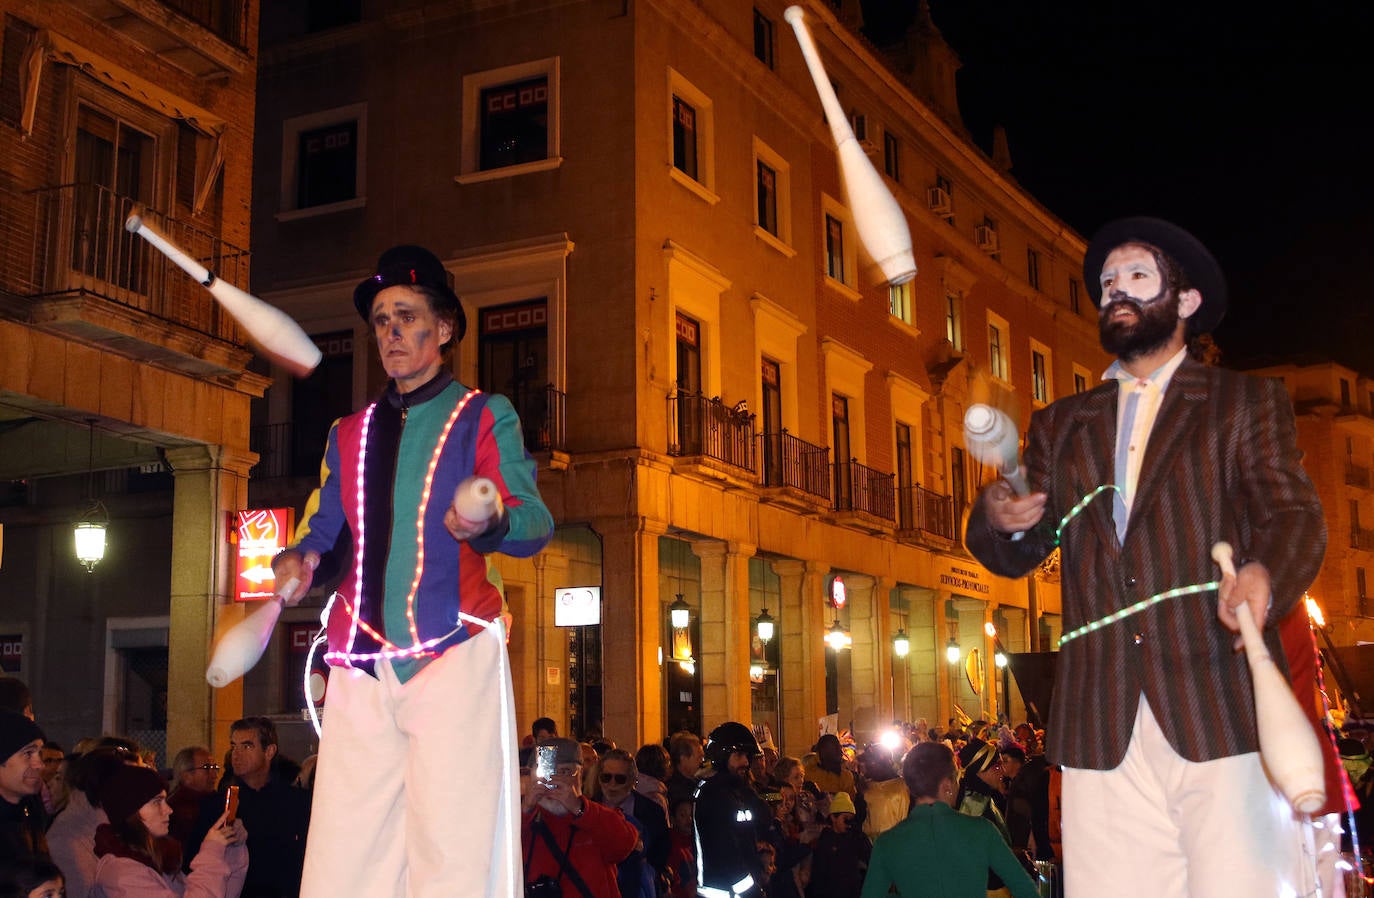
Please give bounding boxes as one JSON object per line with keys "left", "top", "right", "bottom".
{"left": 704, "top": 721, "right": 762, "bottom": 768}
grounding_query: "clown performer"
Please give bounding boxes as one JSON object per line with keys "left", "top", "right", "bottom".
{"left": 966, "top": 217, "right": 1326, "bottom": 897}
{"left": 272, "top": 245, "right": 554, "bottom": 898}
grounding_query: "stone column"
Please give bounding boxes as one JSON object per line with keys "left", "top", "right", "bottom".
{"left": 527, "top": 551, "right": 571, "bottom": 733}
{"left": 1042, "top": 614, "right": 1062, "bottom": 652}
{"left": 165, "top": 445, "right": 255, "bottom": 756}
{"left": 952, "top": 597, "right": 990, "bottom": 722}
{"left": 694, "top": 540, "right": 755, "bottom": 728}
{"left": 773, "top": 559, "right": 829, "bottom": 757}
{"left": 845, "top": 574, "right": 891, "bottom": 745}
{"left": 594, "top": 516, "right": 667, "bottom": 748}
{"left": 999, "top": 607, "right": 1028, "bottom": 722}
{"left": 901, "top": 586, "right": 938, "bottom": 726}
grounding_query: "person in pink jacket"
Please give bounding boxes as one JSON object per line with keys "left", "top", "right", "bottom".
{"left": 91, "top": 765, "right": 247, "bottom": 898}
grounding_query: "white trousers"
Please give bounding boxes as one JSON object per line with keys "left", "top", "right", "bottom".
{"left": 1063, "top": 697, "right": 1311, "bottom": 898}
{"left": 300, "top": 621, "right": 520, "bottom": 898}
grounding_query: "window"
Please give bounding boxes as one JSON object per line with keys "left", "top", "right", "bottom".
{"left": 832, "top": 393, "right": 852, "bottom": 505}
{"left": 1342, "top": 379, "right": 1352, "bottom": 409}
{"left": 280, "top": 103, "right": 367, "bottom": 217}
{"left": 458, "top": 58, "right": 561, "bottom": 183}
{"left": 1026, "top": 247, "right": 1041, "bottom": 290}
{"left": 889, "top": 281, "right": 913, "bottom": 326}
{"left": 945, "top": 291, "right": 963, "bottom": 351}
{"left": 1069, "top": 278, "right": 1081, "bottom": 314}
{"left": 820, "top": 195, "right": 858, "bottom": 295}
{"left": 1033, "top": 348, "right": 1049, "bottom": 403}
{"left": 676, "top": 312, "right": 704, "bottom": 454}
{"left": 826, "top": 215, "right": 845, "bottom": 281}
{"left": 1074, "top": 372, "right": 1088, "bottom": 394}
{"left": 935, "top": 173, "right": 954, "bottom": 225}
{"left": 760, "top": 358, "right": 783, "bottom": 484}
{"left": 751, "top": 138, "right": 792, "bottom": 253}
{"left": 753, "top": 9, "right": 774, "bottom": 68}
{"left": 895, "top": 421, "right": 914, "bottom": 528}
{"left": 672, "top": 96, "right": 699, "bottom": 180}
{"left": 296, "top": 121, "right": 356, "bottom": 209}
{"left": 479, "top": 299, "right": 551, "bottom": 452}
{"left": 667, "top": 69, "right": 716, "bottom": 201}
{"left": 73, "top": 105, "right": 156, "bottom": 292}
{"left": 976, "top": 215, "right": 1000, "bottom": 256}
{"left": 883, "top": 131, "right": 900, "bottom": 181}
{"left": 987, "top": 312, "right": 1010, "bottom": 382}
{"left": 479, "top": 77, "right": 549, "bottom": 170}
{"left": 1360, "top": 568, "right": 1369, "bottom": 618}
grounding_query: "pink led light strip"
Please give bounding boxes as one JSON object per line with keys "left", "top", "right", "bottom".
{"left": 332, "top": 390, "right": 478, "bottom": 665}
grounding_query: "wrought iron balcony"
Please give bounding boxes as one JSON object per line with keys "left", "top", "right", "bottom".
{"left": 896, "top": 484, "right": 955, "bottom": 540}
{"left": 15, "top": 183, "right": 247, "bottom": 346}
{"left": 513, "top": 384, "right": 567, "bottom": 454}
{"left": 757, "top": 430, "right": 830, "bottom": 501}
{"left": 832, "top": 459, "right": 895, "bottom": 521}
{"left": 667, "top": 391, "right": 756, "bottom": 474}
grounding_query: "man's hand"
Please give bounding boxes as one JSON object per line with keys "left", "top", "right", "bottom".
{"left": 981, "top": 480, "right": 1048, "bottom": 536}
{"left": 443, "top": 504, "right": 503, "bottom": 542}
{"left": 271, "top": 549, "right": 319, "bottom": 607}
{"left": 1217, "top": 559, "right": 1271, "bottom": 650}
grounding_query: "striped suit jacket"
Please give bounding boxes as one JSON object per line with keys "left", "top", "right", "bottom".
{"left": 967, "top": 358, "right": 1326, "bottom": 769}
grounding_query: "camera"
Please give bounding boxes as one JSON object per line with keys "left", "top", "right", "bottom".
{"left": 525, "top": 875, "right": 561, "bottom": 898}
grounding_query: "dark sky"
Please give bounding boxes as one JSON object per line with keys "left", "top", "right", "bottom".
{"left": 862, "top": 0, "right": 1374, "bottom": 372}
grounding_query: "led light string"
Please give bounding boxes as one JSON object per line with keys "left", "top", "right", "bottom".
{"left": 344, "top": 404, "right": 376, "bottom": 658}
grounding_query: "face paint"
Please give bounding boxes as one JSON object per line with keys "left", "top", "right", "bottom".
{"left": 1098, "top": 244, "right": 1184, "bottom": 362}
{"left": 371, "top": 286, "right": 451, "bottom": 392}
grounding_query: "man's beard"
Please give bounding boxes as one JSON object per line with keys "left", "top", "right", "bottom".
{"left": 1099, "top": 288, "right": 1181, "bottom": 361}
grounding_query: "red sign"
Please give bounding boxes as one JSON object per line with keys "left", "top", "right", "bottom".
{"left": 231, "top": 508, "right": 294, "bottom": 602}
{"left": 830, "top": 575, "right": 847, "bottom": 609}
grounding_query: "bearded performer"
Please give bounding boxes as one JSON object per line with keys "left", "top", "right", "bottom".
{"left": 966, "top": 217, "right": 1326, "bottom": 897}
{"left": 272, "top": 245, "right": 554, "bottom": 898}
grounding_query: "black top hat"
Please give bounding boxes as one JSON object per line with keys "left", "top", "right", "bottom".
{"left": 352, "top": 245, "right": 466, "bottom": 340}
{"left": 1083, "top": 217, "right": 1227, "bottom": 333}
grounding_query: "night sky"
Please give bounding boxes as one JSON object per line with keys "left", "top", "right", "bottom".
{"left": 862, "top": 0, "right": 1374, "bottom": 373}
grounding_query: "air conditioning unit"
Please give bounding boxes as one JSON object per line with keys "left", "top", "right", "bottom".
{"left": 975, "top": 224, "right": 999, "bottom": 253}
{"left": 850, "top": 112, "right": 874, "bottom": 150}
{"left": 926, "top": 186, "right": 952, "bottom": 215}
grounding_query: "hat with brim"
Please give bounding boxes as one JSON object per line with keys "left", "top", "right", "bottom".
{"left": 1083, "top": 216, "right": 1227, "bottom": 333}
{"left": 352, "top": 245, "right": 466, "bottom": 340}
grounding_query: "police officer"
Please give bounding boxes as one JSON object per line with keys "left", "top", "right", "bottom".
{"left": 693, "top": 722, "right": 772, "bottom": 898}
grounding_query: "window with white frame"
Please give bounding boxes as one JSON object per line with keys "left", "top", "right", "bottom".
{"left": 752, "top": 137, "right": 792, "bottom": 253}
{"left": 820, "top": 194, "right": 858, "bottom": 295}
{"left": 668, "top": 69, "right": 716, "bottom": 201}
{"left": 753, "top": 8, "right": 775, "bottom": 68}
{"left": 987, "top": 311, "right": 1010, "bottom": 382}
{"left": 1069, "top": 277, "right": 1081, "bottom": 314}
{"left": 457, "top": 58, "right": 561, "bottom": 183}
{"left": 280, "top": 103, "right": 367, "bottom": 218}
{"left": 945, "top": 290, "right": 963, "bottom": 351}
{"left": 883, "top": 130, "right": 900, "bottom": 181}
{"left": 1030, "top": 339, "right": 1052, "bottom": 405}
{"left": 1073, "top": 363, "right": 1094, "bottom": 395}
{"left": 889, "top": 281, "right": 913, "bottom": 325}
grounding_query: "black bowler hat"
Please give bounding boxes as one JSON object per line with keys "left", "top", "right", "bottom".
{"left": 1083, "top": 217, "right": 1227, "bottom": 333}
{"left": 352, "top": 245, "right": 466, "bottom": 340}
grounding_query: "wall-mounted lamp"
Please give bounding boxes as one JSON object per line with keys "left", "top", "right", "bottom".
{"left": 892, "top": 628, "right": 911, "bottom": 658}
{"left": 755, "top": 607, "right": 775, "bottom": 644}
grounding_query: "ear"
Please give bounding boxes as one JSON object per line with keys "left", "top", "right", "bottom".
{"left": 265, "top": 743, "right": 278, "bottom": 762}
{"left": 1176, "top": 288, "right": 1203, "bottom": 321}
{"left": 439, "top": 318, "right": 454, "bottom": 346}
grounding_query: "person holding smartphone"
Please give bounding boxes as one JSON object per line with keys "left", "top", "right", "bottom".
{"left": 92, "top": 764, "right": 247, "bottom": 898}
{"left": 521, "top": 738, "right": 637, "bottom": 898}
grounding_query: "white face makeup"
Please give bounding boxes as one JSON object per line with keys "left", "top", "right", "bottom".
{"left": 370, "top": 285, "right": 453, "bottom": 392}
{"left": 1099, "top": 244, "right": 1166, "bottom": 306}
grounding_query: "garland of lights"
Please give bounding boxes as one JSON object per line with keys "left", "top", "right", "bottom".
{"left": 323, "top": 390, "right": 479, "bottom": 667}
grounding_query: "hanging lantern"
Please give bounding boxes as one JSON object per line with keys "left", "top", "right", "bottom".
{"left": 755, "top": 607, "right": 775, "bottom": 644}
{"left": 892, "top": 628, "right": 910, "bottom": 658}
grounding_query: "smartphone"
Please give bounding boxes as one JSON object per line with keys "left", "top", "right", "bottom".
{"left": 224, "top": 785, "right": 240, "bottom": 823}
{"left": 534, "top": 745, "right": 558, "bottom": 787}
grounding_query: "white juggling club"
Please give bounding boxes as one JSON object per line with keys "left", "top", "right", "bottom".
{"left": 784, "top": 6, "right": 917, "bottom": 286}
{"left": 1211, "top": 542, "right": 1326, "bottom": 814}
{"left": 453, "top": 477, "right": 500, "bottom": 526}
{"left": 964, "top": 403, "right": 1028, "bottom": 496}
{"left": 124, "top": 211, "right": 322, "bottom": 377}
{"left": 206, "top": 558, "right": 314, "bottom": 688}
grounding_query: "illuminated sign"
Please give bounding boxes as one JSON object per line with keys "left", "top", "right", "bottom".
{"left": 830, "top": 575, "right": 847, "bottom": 609}
{"left": 554, "top": 586, "right": 602, "bottom": 627}
{"left": 231, "top": 508, "right": 294, "bottom": 602}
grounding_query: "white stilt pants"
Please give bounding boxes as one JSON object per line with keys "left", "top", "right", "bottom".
{"left": 1062, "top": 697, "right": 1310, "bottom": 898}
{"left": 300, "top": 622, "right": 520, "bottom": 898}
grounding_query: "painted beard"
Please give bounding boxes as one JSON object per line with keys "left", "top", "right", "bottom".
{"left": 1098, "top": 287, "right": 1181, "bottom": 361}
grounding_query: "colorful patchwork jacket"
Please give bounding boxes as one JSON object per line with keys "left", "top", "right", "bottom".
{"left": 292, "top": 371, "right": 553, "bottom": 682}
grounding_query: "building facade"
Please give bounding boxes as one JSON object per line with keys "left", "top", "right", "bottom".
{"left": 0, "top": 0, "right": 263, "bottom": 760}
{"left": 247, "top": 0, "right": 1110, "bottom": 755}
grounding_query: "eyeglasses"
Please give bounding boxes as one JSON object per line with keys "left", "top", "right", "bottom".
{"left": 195, "top": 764, "right": 221, "bottom": 771}
{"left": 599, "top": 773, "right": 629, "bottom": 784}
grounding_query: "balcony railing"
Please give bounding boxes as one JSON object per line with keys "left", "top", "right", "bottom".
{"left": 18, "top": 183, "right": 247, "bottom": 343}
{"left": 1347, "top": 463, "right": 1372, "bottom": 489}
{"left": 758, "top": 430, "right": 830, "bottom": 500}
{"left": 833, "top": 459, "right": 895, "bottom": 520}
{"left": 514, "top": 384, "right": 567, "bottom": 453}
{"left": 668, "top": 392, "right": 756, "bottom": 473}
{"left": 1353, "top": 526, "right": 1374, "bottom": 551}
{"left": 896, "top": 484, "right": 955, "bottom": 539}
{"left": 164, "top": 0, "right": 248, "bottom": 46}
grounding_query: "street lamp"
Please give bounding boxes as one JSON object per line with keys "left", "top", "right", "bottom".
{"left": 755, "top": 607, "right": 775, "bottom": 644}
{"left": 945, "top": 636, "right": 960, "bottom": 664}
{"left": 669, "top": 594, "right": 691, "bottom": 629}
{"left": 825, "top": 618, "right": 852, "bottom": 651}
{"left": 74, "top": 420, "right": 108, "bottom": 572}
{"left": 892, "top": 629, "right": 910, "bottom": 658}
